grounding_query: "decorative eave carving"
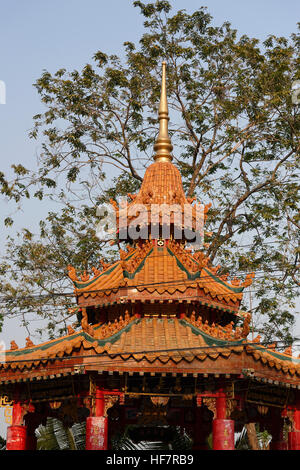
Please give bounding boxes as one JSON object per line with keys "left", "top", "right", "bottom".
{"left": 81, "top": 307, "right": 95, "bottom": 337}
{"left": 94, "top": 310, "right": 133, "bottom": 340}
{"left": 121, "top": 241, "right": 152, "bottom": 274}
{"left": 67, "top": 325, "right": 75, "bottom": 335}
{"left": 10, "top": 341, "right": 18, "bottom": 351}
{"left": 26, "top": 337, "right": 34, "bottom": 348}
{"left": 67, "top": 265, "right": 78, "bottom": 282}
{"left": 184, "top": 310, "right": 250, "bottom": 341}
{"left": 242, "top": 272, "right": 255, "bottom": 288}
{"left": 67, "top": 257, "right": 113, "bottom": 286}
{"left": 168, "top": 240, "right": 209, "bottom": 272}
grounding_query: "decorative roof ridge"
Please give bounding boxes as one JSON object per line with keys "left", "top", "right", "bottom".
{"left": 121, "top": 241, "right": 153, "bottom": 278}
{"left": 181, "top": 316, "right": 300, "bottom": 374}
{"left": 68, "top": 260, "right": 120, "bottom": 288}
{"left": 68, "top": 247, "right": 137, "bottom": 289}
{"left": 166, "top": 242, "right": 254, "bottom": 296}
{"left": 167, "top": 240, "right": 205, "bottom": 273}
{"left": 4, "top": 329, "right": 84, "bottom": 357}
{"left": 182, "top": 313, "right": 247, "bottom": 343}
{"left": 246, "top": 342, "right": 300, "bottom": 364}
{"left": 96, "top": 316, "right": 243, "bottom": 357}
{"left": 93, "top": 312, "right": 137, "bottom": 341}
{"left": 1, "top": 317, "right": 140, "bottom": 371}
{"left": 4, "top": 310, "right": 137, "bottom": 357}
{"left": 202, "top": 267, "right": 243, "bottom": 293}
{"left": 166, "top": 245, "right": 201, "bottom": 281}
{"left": 202, "top": 267, "right": 254, "bottom": 293}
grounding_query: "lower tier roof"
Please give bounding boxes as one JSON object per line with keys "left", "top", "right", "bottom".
{"left": 1, "top": 316, "right": 300, "bottom": 386}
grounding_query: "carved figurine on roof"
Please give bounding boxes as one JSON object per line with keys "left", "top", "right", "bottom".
{"left": 6, "top": 61, "right": 300, "bottom": 454}
{"left": 67, "top": 62, "right": 255, "bottom": 344}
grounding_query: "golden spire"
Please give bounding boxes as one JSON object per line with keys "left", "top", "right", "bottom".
{"left": 153, "top": 61, "right": 173, "bottom": 162}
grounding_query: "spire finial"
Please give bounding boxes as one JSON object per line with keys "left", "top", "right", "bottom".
{"left": 153, "top": 61, "right": 173, "bottom": 162}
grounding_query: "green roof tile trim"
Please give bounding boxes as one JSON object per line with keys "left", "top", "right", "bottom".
{"left": 202, "top": 268, "right": 244, "bottom": 293}
{"left": 167, "top": 247, "right": 201, "bottom": 280}
{"left": 167, "top": 247, "right": 244, "bottom": 293}
{"left": 84, "top": 318, "right": 141, "bottom": 348}
{"left": 179, "top": 319, "right": 245, "bottom": 348}
{"left": 250, "top": 343, "right": 300, "bottom": 365}
{"left": 73, "top": 251, "right": 137, "bottom": 289}
{"left": 4, "top": 319, "right": 141, "bottom": 360}
{"left": 4, "top": 331, "right": 85, "bottom": 358}
{"left": 73, "top": 263, "right": 119, "bottom": 289}
{"left": 123, "top": 248, "right": 154, "bottom": 279}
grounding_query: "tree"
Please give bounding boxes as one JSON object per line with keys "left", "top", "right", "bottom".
{"left": 0, "top": 1, "right": 299, "bottom": 342}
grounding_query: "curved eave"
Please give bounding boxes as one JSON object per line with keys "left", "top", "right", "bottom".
{"left": 1, "top": 318, "right": 300, "bottom": 383}
{"left": 245, "top": 343, "right": 300, "bottom": 373}
{"left": 73, "top": 245, "right": 244, "bottom": 306}
{"left": 0, "top": 319, "right": 141, "bottom": 373}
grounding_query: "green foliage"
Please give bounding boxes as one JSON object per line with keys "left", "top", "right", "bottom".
{"left": 36, "top": 418, "right": 86, "bottom": 450}
{"left": 0, "top": 435, "right": 6, "bottom": 450}
{"left": 0, "top": 203, "right": 117, "bottom": 339}
{"left": 235, "top": 427, "right": 250, "bottom": 450}
{"left": 0, "top": 1, "right": 299, "bottom": 341}
{"left": 111, "top": 425, "right": 193, "bottom": 450}
{"left": 36, "top": 421, "right": 192, "bottom": 451}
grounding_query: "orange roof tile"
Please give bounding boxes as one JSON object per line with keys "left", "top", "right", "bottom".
{"left": 2, "top": 317, "right": 300, "bottom": 381}
{"left": 69, "top": 243, "right": 251, "bottom": 308}
{"left": 114, "top": 161, "right": 211, "bottom": 232}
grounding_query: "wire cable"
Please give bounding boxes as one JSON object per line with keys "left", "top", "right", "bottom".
{"left": 1, "top": 337, "right": 300, "bottom": 366}
{"left": 0, "top": 268, "right": 299, "bottom": 304}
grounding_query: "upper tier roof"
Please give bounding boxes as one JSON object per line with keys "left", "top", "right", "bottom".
{"left": 68, "top": 62, "right": 254, "bottom": 310}
{"left": 68, "top": 241, "right": 254, "bottom": 312}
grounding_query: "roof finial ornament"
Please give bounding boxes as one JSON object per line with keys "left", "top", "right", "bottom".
{"left": 153, "top": 61, "right": 173, "bottom": 162}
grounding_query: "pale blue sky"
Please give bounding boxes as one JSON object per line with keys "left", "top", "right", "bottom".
{"left": 0, "top": 0, "right": 299, "bottom": 437}
{"left": 1, "top": 0, "right": 299, "bottom": 226}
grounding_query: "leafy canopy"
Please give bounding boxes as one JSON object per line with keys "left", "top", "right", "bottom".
{"left": 0, "top": 1, "right": 299, "bottom": 343}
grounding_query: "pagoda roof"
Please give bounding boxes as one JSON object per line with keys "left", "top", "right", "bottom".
{"left": 68, "top": 242, "right": 253, "bottom": 310}
{"left": 1, "top": 315, "right": 300, "bottom": 385}
{"left": 106, "top": 62, "right": 211, "bottom": 237}
{"left": 65, "top": 61, "right": 255, "bottom": 312}
{"left": 114, "top": 160, "right": 211, "bottom": 233}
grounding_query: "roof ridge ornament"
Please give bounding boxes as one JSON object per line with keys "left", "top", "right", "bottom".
{"left": 153, "top": 61, "right": 173, "bottom": 162}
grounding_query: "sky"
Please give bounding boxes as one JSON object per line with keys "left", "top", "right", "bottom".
{"left": 0, "top": 0, "right": 299, "bottom": 438}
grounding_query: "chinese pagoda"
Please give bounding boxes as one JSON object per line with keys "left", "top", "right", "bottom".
{"left": 1, "top": 63, "right": 300, "bottom": 451}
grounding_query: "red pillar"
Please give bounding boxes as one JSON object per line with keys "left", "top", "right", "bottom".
{"left": 212, "top": 390, "right": 235, "bottom": 450}
{"left": 288, "top": 398, "right": 300, "bottom": 450}
{"left": 86, "top": 388, "right": 108, "bottom": 450}
{"left": 6, "top": 402, "right": 27, "bottom": 451}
